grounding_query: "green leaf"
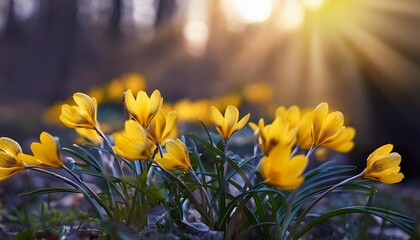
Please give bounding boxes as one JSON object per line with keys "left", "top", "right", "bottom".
{"left": 293, "top": 206, "right": 415, "bottom": 238}
{"left": 62, "top": 145, "right": 102, "bottom": 171}
{"left": 19, "top": 188, "right": 81, "bottom": 196}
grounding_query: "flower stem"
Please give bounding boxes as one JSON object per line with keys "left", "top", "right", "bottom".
{"left": 30, "top": 168, "right": 106, "bottom": 223}
{"left": 279, "top": 190, "right": 297, "bottom": 239}
{"left": 189, "top": 168, "right": 213, "bottom": 222}
{"left": 152, "top": 160, "right": 212, "bottom": 225}
{"left": 287, "top": 172, "right": 364, "bottom": 239}
{"left": 306, "top": 145, "right": 317, "bottom": 158}
{"left": 96, "top": 127, "right": 129, "bottom": 198}
{"left": 62, "top": 165, "right": 114, "bottom": 218}
{"left": 218, "top": 139, "right": 228, "bottom": 230}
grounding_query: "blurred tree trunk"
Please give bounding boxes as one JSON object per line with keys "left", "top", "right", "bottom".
{"left": 3, "top": 0, "right": 20, "bottom": 39}
{"left": 154, "top": 0, "right": 177, "bottom": 27}
{"left": 109, "top": 0, "right": 123, "bottom": 42}
{"left": 14, "top": 0, "right": 79, "bottom": 103}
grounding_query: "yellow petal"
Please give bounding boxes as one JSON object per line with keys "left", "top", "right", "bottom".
{"left": 157, "top": 139, "right": 190, "bottom": 170}
{"left": 0, "top": 153, "right": 20, "bottom": 168}
{"left": 73, "top": 93, "right": 97, "bottom": 122}
{"left": 236, "top": 113, "right": 251, "bottom": 130}
{"left": 285, "top": 155, "right": 308, "bottom": 178}
{"left": 149, "top": 90, "right": 163, "bottom": 117}
{"left": 0, "top": 167, "right": 24, "bottom": 181}
{"left": 18, "top": 153, "right": 42, "bottom": 166}
{"left": 75, "top": 128, "right": 103, "bottom": 145}
{"left": 312, "top": 102, "right": 329, "bottom": 143}
{"left": 378, "top": 173, "right": 404, "bottom": 184}
{"left": 125, "top": 120, "right": 147, "bottom": 140}
{"left": 372, "top": 153, "right": 401, "bottom": 171}
{"left": 209, "top": 106, "right": 224, "bottom": 128}
{"left": 124, "top": 89, "right": 138, "bottom": 120}
{"left": 324, "top": 127, "right": 356, "bottom": 152}
{"left": 165, "top": 139, "right": 186, "bottom": 161}
{"left": 248, "top": 122, "right": 258, "bottom": 131}
{"left": 318, "top": 111, "right": 344, "bottom": 145}
{"left": 225, "top": 105, "right": 240, "bottom": 131}
{"left": 30, "top": 132, "right": 63, "bottom": 168}
{"left": 367, "top": 144, "right": 393, "bottom": 162}
{"left": 0, "top": 137, "right": 22, "bottom": 156}
{"left": 162, "top": 111, "right": 178, "bottom": 143}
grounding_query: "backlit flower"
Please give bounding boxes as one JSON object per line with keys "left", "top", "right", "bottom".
{"left": 113, "top": 120, "right": 152, "bottom": 160}
{"left": 296, "top": 113, "right": 312, "bottom": 150}
{"left": 275, "top": 105, "right": 301, "bottom": 130}
{"left": 147, "top": 110, "right": 178, "bottom": 145}
{"left": 258, "top": 118, "right": 295, "bottom": 155}
{"left": 311, "top": 102, "right": 345, "bottom": 147}
{"left": 0, "top": 137, "right": 25, "bottom": 181}
{"left": 260, "top": 143, "right": 307, "bottom": 190}
{"left": 155, "top": 139, "right": 191, "bottom": 171}
{"left": 75, "top": 128, "right": 103, "bottom": 145}
{"left": 18, "top": 132, "right": 63, "bottom": 168}
{"left": 363, "top": 144, "right": 404, "bottom": 184}
{"left": 323, "top": 127, "right": 356, "bottom": 153}
{"left": 124, "top": 89, "right": 163, "bottom": 127}
{"left": 60, "top": 92, "right": 99, "bottom": 130}
{"left": 209, "top": 105, "right": 250, "bottom": 141}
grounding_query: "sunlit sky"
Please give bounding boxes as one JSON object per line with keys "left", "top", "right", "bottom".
{"left": 1, "top": 0, "right": 419, "bottom": 143}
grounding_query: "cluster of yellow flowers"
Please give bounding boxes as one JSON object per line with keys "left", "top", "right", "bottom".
{"left": 248, "top": 102, "right": 403, "bottom": 188}
{"left": 43, "top": 73, "right": 242, "bottom": 128}
{"left": 0, "top": 132, "right": 63, "bottom": 181}
{"left": 1, "top": 89, "right": 404, "bottom": 190}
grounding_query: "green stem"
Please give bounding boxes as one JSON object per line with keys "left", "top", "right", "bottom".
{"left": 189, "top": 168, "right": 213, "bottom": 223}
{"left": 152, "top": 160, "right": 212, "bottom": 225}
{"left": 30, "top": 168, "right": 106, "bottom": 223}
{"left": 95, "top": 127, "right": 115, "bottom": 154}
{"left": 62, "top": 166, "right": 114, "bottom": 218}
{"left": 215, "top": 139, "right": 228, "bottom": 230}
{"left": 157, "top": 143, "right": 165, "bottom": 158}
{"left": 306, "top": 145, "right": 317, "bottom": 158}
{"left": 139, "top": 160, "right": 149, "bottom": 229}
{"left": 279, "top": 190, "right": 297, "bottom": 239}
{"left": 287, "top": 172, "right": 364, "bottom": 240}
{"left": 96, "top": 126, "right": 129, "bottom": 199}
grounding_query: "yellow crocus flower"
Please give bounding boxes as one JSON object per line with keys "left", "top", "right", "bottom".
{"left": 113, "top": 120, "right": 152, "bottom": 161}
{"left": 296, "top": 113, "right": 312, "bottom": 150}
{"left": 208, "top": 105, "right": 250, "bottom": 141}
{"left": 275, "top": 105, "right": 301, "bottom": 130}
{"left": 75, "top": 128, "right": 103, "bottom": 145}
{"left": 60, "top": 92, "right": 99, "bottom": 130}
{"left": 155, "top": 139, "right": 191, "bottom": 171}
{"left": 124, "top": 89, "right": 163, "bottom": 127}
{"left": 0, "top": 137, "right": 25, "bottom": 181}
{"left": 311, "top": 102, "right": 345, "bottom": 147}
{"left": 363, "top": 144, "right": 404, "bottom": 184}
{"left": 260, "top": 143, "right": 308, "bottom": 190}
{"left": 258, "top": 118, "right": 295, "bottom": 155}
{"left": 18, "top": 132, "right": 63, "bottom": 168}
{"left": 147, "top": 110, "right": 178, "bottom": 145}
{"left": 323, "top": 127, "right": 356, "bottom": 153}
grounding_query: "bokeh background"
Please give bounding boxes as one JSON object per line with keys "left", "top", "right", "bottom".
{"left": 0, "top": 0, "right": 420, "bottom": 182}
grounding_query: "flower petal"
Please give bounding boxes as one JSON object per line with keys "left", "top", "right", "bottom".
{"left": 0, "top": 167, "right": 24, "bottom": 181}
{"left": 209, "top": 106, "right": 224, "bottom": 128}
{"left": 0, "top": 137, "right": 22, "bottom": 156}
{"left": 236, "top": 113, "right": 250, "bottom": 131}
{"left": 367, "top": 144, "right": 393, "bottom": 162}
{"left": 225, "top": 105, "right": 240, "bottom": 131}
{"left": 124, "top": 89, "right": 138, "bottom": 120}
